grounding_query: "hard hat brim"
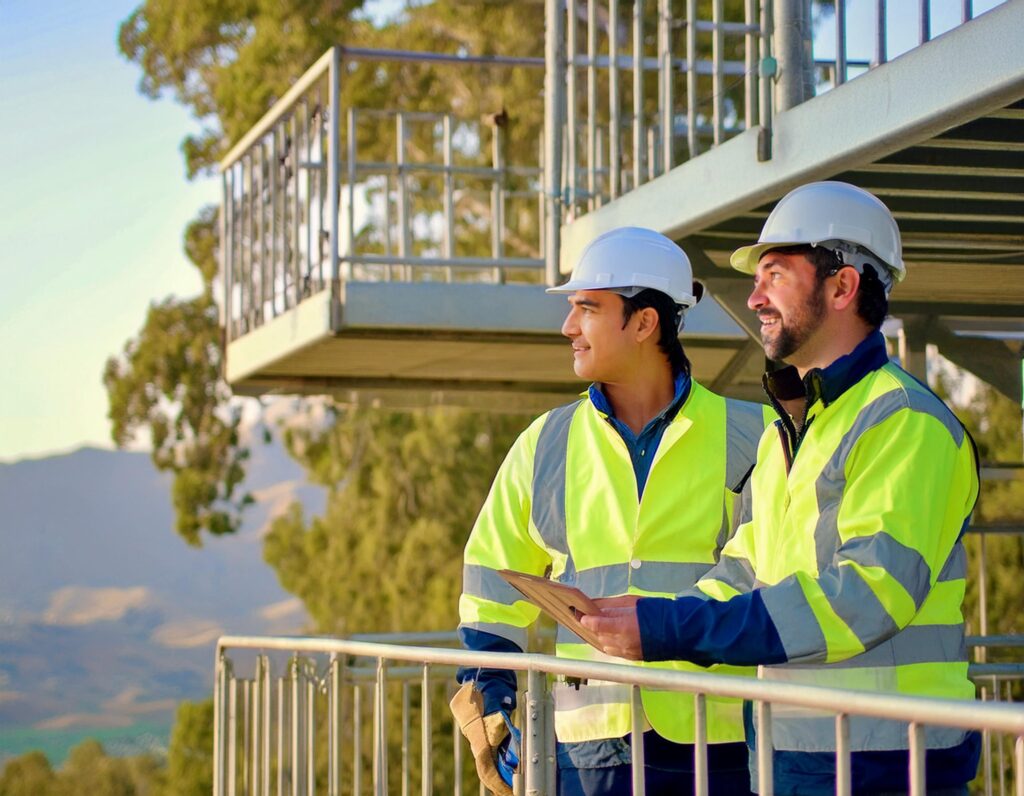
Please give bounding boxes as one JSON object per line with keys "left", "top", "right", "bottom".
{"left": 545, "top": 280, "right": 698, "bottom": 307}
{"left": 730, "top": 241, "right": 805, "bottom": 274}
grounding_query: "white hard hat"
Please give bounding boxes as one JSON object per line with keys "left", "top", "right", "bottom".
{"left": 730, "top": 182, "right": 905, "bottom": 292}
{"left": 547, "top": 226, "right": 701, "bottom": 308}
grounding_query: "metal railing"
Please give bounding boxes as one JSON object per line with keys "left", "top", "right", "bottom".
{"left": 213, "top": 633, "right": 1024, "bottom": 796}
{"left": 219, "top": 47, "right": 550, "bottom": 344}
{"left": 556, "top": 0, "right": 773, "bottom": 219}
{"left": 816, "top": 0, "right": 1007, "bottom": 90}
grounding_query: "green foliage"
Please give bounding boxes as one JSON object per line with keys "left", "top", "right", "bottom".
{"left": 0, "top": 739, "right": 164, "bottom": 796}
{"left": 951, "top": 382, "right": 1024, "bottom": 641}
{"left": 103, "top": 291, "right": 248, "bottom": 546}
{"left": 0, "top": 750, "right": 56, "bottom": 795}
{"left": 163, "top": 700, "right": 213, "bottom": 796}
{"left": 265, "top": 406, "right": 528, "bottom": 635}
{"left": 119, "top": 0, "right": 370, "bottom": 178}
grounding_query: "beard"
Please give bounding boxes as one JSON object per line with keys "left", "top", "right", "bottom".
{"left": 759, "top": 282, "right": 828, "bottom": 362}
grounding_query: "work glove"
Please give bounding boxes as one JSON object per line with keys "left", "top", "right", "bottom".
{"left": 450, "top": 681, "right": 520, "bottom": 796}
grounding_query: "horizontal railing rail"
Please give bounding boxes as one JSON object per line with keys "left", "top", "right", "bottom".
{"left": 214, "top": 633, "right": 1024, "bottom": 796}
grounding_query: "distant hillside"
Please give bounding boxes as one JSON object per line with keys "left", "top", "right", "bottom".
{"left": 0, "top": 439, "right": 325, "bottom": 762}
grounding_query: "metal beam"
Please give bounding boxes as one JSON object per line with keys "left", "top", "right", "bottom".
{"left": 927, "top": 321, "right": 1023, "bottom": 405}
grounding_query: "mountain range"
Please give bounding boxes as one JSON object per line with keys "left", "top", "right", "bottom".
{"left": 0, "top": 435, "right": 325, "bottom": 763}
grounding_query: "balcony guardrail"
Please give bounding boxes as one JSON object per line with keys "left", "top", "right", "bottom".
{"left": 214, "top": 632, "right": 1024, "bottom": 796}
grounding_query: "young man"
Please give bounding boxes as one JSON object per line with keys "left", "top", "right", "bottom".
{"left": 454, "top": 227, "right": 769, "bottom": 796}
{"left": 582, "top": 183, "right": 981, "bottom": 795}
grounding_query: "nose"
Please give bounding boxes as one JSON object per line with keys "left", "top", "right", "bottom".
{"left": 561, "top": 306, "right": 579, "bottom": 339}
{"left": 747, "top": 280, "right": 767, "bottom": 311}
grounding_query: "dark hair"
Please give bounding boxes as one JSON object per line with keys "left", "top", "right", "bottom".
{"left": 620, "top": 289, "right": 691, "bottom": 377}
{"left": 768, "top": 244, "right": 889, "bottom": 330}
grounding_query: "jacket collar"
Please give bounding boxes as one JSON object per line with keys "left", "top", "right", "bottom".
{"left": 764, "top": 330, "right": 889, "bottom": 410}
{"left": 589, "top": 371, "right": 691, "bottom": 424}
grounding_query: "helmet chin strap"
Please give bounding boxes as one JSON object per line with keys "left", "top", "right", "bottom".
{"left": 820, "top": 239, "right": 896, "bottom": 296}
{"left": 676, "top": 306, "right": 688, "bottom": 334}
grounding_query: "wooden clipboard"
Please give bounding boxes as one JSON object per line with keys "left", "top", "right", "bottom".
{"left": 498, "top": 569, "right": 602, "bottom": 647}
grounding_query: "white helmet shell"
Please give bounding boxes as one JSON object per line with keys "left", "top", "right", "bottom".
{"left": 547, "top": 226, "right": 700, "bottom": 307}
{"left": 730, "top": 181, "right": 905, "bottom": 287}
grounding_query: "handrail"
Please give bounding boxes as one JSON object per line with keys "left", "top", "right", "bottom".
{"left": 216, "top": 634, "right": 1024, "bottom": 735}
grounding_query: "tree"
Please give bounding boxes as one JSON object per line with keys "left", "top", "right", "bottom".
{"left": 0, "top": 750, "right": 56, "bottom": 796}
{"left": 265, "top": 406, "right": 528, "bottom": 635}
{"left": 163, "top": 699, "right": 214, "bottom": 795}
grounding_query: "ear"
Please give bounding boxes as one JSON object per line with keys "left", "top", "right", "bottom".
{"left": 633, "top": 306, "right": 660, "bottom": 343}
{"left": 830, "top": 266, "right": 860, "bottom": 312}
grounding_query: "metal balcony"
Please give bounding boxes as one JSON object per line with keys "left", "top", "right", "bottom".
{"left": 219, "top": 1, "right": 1023, "bottom": 406}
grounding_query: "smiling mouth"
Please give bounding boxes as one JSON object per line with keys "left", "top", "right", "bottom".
{"left": 758, "top": 313, "right": 780, "bottom": 328}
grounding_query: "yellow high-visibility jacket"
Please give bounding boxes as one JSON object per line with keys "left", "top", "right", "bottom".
{"left": 459, "top": 380, "right": 769, "bottom": 743}
{"left": 696, "top": 335, "right": 979, "bottom": 756}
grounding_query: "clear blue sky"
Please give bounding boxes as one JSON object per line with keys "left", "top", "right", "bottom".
{"left": 0, "top": 0, "right": 1002, "bottom": 462}
{"left": 0, "top": 1, "right": 217, "bottom": 461}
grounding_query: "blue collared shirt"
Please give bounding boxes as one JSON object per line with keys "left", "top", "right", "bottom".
{"left": 588, "top": 372, "right": 691, "bottom": 499}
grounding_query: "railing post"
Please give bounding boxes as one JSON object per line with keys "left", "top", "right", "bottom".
{"left": 525, "top": 667, "right": 552, "bottom": 795}
{"left": 712, "top": 0, "right": 725, "bottom": 145}
{"left": 566, "top": 0, "right": 578, "bottom": 218}
{"left": 694, "top": 693, "right": 708, "bottom": 796}
{"left": 630, "top": 685, "right": 646, "bottom": 796}
{"left": 421, "top": 665, "right": 433, "bottom": 796}
{"left": 544, "top": 0, "right": 566, "bottom": 286}
{"left": 402, "top": 680, "right": 411, "bottom": 796}
{"left": 396, "top": 113, "right": 411, "bottom": 282}
{"left": 835, "top": 713, "right": 851, "bottom": 796}
{"left": 346, "top": 107, "right": 357, "bottom": 282}
{"left": 330, "top": 654, "right": 342, "bottom": 796}
{"left": 608, "top": 0, "right": 621, "bottom": 198}
{"left": 658, "top": 0, "right": 673, "bottom": 175}
{"left": 228, "top": 673, "right": 239, "bottom": 796}
{"left": 1015, "top": 735, "right": 1023, "bottom": 796}
{"left": 442, "top": 114, "right": 455, "bottom": 283}
{"left": 773, "top": 0, "right": 814, "bottom": 112}
{"left": 221, "top": 172, "right": 232, "bottom": 345}
{"left": 213, "top": 650, "right": 227, "bottom": 796}
{"left": 277, "top": 676, "right": 286, "bottom": 796}
{"left": 744, "top": 0, "right": 759, "bottom": 129}
{"left": 306, "top": 666, "right": 316, "bottom": 796}
{"left": 632, "top": 0, "right": 645, "bottom": 189}
{"left": 291, "top": 656, "right": 304, "bottom": 796}
{"left": 586, "top": 0, "right": 598, "bottom": 210}
{"left": 685, "top": 0, "right": 698, "bottom": 158}
{"left": 908, "top": 721, "right": 925, "bottom": 796}
{"left": 757, "top": 699, "right": 774, "bottom": 796}
{"left": 354, "top": 684, "right": 363, "bottom": 796}
{"left": 374, "top": 657, "right": 389, "bottom": 796}
{"left": 328, "top": 46, "right": 341, "bottom": 325}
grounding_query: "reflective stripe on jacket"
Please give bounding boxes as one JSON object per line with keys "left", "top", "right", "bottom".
{"left": 700, "top": 357, "right": 979, "bottom": 754}
{"left": 459, "top": 381, "right": 769, "bottom": 743}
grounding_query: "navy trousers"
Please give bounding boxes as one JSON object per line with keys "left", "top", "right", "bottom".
{"left": 556, "top": 733, "right": 752, "bottom": 796}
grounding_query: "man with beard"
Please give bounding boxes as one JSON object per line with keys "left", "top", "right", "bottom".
{"left": 452, "top": 227, "right": 769, "bottom": 796}
{"left": 581, "top": 183, "right": 981, "bottom": 795}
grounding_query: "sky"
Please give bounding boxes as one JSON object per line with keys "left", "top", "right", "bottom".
{"left": 0, "top": 1, "right": 217, "bottom": 461}
{"left": 0, "top": 0, "right": 1004, "bottom": 463}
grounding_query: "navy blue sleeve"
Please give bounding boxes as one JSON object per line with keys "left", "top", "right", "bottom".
{"left": 457, "top": 627, "right": 521, "bottom": 715}
{"left": 636, "top": 590, "right": 788, "bottom": 666}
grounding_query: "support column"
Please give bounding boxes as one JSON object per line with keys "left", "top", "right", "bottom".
{"left": 773, "top": 0, "right": 815, "bottom": 111}
{"left": 899, "top": 316, "right": 931, "bottom": 384}
{"left": 544, "top": 0, "right": 567, "bottom": 285}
